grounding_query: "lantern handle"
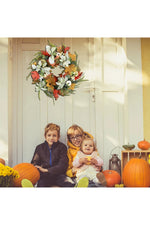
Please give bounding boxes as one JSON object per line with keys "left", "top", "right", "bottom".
{"left": 109, "top": 146, "right": 122, "bottom": 159}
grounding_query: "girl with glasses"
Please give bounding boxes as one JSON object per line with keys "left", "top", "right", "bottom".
{"left": 66, "top": 124, "right": 93, "bottom": 178}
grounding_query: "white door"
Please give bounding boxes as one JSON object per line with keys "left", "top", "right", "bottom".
{"left": 8, "top": 38, "right": 141, "bottom": 170}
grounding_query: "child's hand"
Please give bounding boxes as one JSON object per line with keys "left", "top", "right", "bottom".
{"left": 90, "top": 158, "right": 98, "bottom": 166}
{"left": 79, "top": 157, "right": 89, "bottom": 165}
{"left": 35, "top": 165, "right": 48, "bottom": 173}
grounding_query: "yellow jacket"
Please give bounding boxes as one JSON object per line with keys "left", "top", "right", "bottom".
{"left": 66, "top": 131, "right": 93, "bottom": 177}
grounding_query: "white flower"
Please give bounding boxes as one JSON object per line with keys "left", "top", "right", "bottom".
{"left": 59, "top": 52, "right": 71, "bottom": 67}
{"left": 46, "top": 45, "right": 56, "bottom": 55}
{"left": 56, "top": 52, "right": 61, "bottom": 57}
{"left": 65, "top": 51, "right": 69, "bottom": 58}
{"left": 66, "top": 80, "right": 72, "bottom": 87}
{"left": 42, "top": 67, "right": 51, "bottom": 74}
{"left": 56, "top": 76, "right": 68, "bottom": 89}
{"left": 39, "top": 76, "right": 44, "bottom": 82}
{"left": 38, "top": 60, "right": 42, "bottom": 67}
{"left": 32, "top": 64, "right": 36, "bottom": 70}
{"left": 51, "top": 66, "right": 63, "bottom": 77}
{"left": 38, "top": 59, "right": 47, "bottom": 67}
{"left": 36, "top": 65, "right": 41, "bottom": 72}
{"left": 48, "top": 55, "right": 55, "bottom": 65}
{"left": 59, "top": 54, "right": 66, "bottom": 62}
{"left": 45, "top": 45, "right": 50, "bottom": 54}
{"left": 62, "top": 60, "right": 70, "bottom": 67}
{"left": 35, "top": 81, "right": 47, "bottom": 92}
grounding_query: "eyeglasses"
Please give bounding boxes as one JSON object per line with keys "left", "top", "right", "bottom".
{"left": 70, "top": 135, "right": 82, "bottom": 141}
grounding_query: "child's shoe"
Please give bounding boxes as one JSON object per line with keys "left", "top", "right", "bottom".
{"left": 96, "top": 172, "right": 107, "bottom": 187}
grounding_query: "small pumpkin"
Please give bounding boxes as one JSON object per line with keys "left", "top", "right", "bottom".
{"left": 13, "top": 163, "right": 40, "bottom": 187}
{"left": 122, "top": 158, "right": 150, "bottom": 187}
{"left": 138, "top": 139, "right": 150, "bottom": 150}
{"left": 102, "top": 170, "right": 121, "bottom": 187}
{"left": 0, "top": 158, "right": 5, "bottom": 165}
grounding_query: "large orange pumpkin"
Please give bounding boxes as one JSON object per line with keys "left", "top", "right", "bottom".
{"left": 0, "top": 158, "right": 5, "bottom": 165}
{"left": 138, "top": 139, "right": 150, "bottom": 150}
{"left": 122, "top": 158, "right": 150, "bottom": 187}
{"left": 102, "top": 170, "right": 121, "bottom": 187}
{"left": 13, "top": 163, "right": 40, "bottom": 187}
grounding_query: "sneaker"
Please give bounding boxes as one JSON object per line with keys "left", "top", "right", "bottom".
{"left": 76, "top": 177, "right": 89, "bottom": 188}
{"left": 96, "top": 172, "right": 107, "bottom": 187}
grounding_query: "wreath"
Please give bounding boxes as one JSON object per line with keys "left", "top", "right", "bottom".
{"left": 27, "top": 42, "right": 86, "bottom": 101}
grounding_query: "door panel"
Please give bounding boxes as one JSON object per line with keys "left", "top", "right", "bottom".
{"left": 9, "top": 38, "right": 126, "bottom": 169}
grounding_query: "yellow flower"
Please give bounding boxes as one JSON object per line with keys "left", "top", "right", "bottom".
{"left": 69, "top": 53, "right": 76, "bottom": 61}
{"left": 69, "top": 83, "right": 75, "bottom": 90}
{"left": 45, "top": 74, "right": 57, "bottom": 92}
{"left": 2, "top": 171, "right": 7, "bottom": 176}
{"left": 0, "top": 163, "right": 4, "bottom": 169}
{"left": 13, "top": 171, "right": 20, "bottom": 178}
{"left": 65, "top": 64, "right": 77, "bottom": 75}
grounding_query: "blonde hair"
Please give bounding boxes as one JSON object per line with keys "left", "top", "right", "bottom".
{"left": 80, "top": 137, "right": 97, "bottom": 152}
{"left": 44, "top": 123, "right": 60, "bottom": 138}
{"left": 67, "top": 124, "right": 84, "bottom": 139}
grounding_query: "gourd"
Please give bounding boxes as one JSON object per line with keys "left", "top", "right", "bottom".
{"left": 0, "top": 158, "right": 5, "bottom": 165}
{"left": 122, "top": 158, "right": 150, "bottom": 187}
{"left": 13, "top": 163, "right": 40, "bottom": 187}
{"left": 122, "top": 144, "right": 135, "bottom": 150}
{"left": 138, "top": 139, "right": 150, "bottom": 150}
{"left": 102, "top": 170, "right": 121, "bottom": 187}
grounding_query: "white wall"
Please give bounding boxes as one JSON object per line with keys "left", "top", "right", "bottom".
{"left": 125, "top": 38, "right": 144, "bottom": 146}
{"left": 0, "top": 38, "right": 8, "bottom": 162}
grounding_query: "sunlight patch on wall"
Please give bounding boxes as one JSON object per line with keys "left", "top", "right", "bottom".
{"left": 142, "top": 71, "right": 150, "bottom": 86}
{"left": 127, "top": 59, "right": 143, "bottom": 87}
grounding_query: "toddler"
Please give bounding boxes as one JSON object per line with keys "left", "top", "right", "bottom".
{"left": 72, "top": 137, "right": 106, "bottom": 187}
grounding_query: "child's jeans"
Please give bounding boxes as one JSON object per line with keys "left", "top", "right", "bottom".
{"left": 37, "top": 173, "right": 75, "bottom": 187}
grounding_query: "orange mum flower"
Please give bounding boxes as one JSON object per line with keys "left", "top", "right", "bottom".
{"left": 69, "top": 53, "right": 76, "bottom": 61}
{"left": 45, "top": 74, "right": 56, "bottom": 91}
{"left": 57, "top": 46, "right": 62, "bottom": 53}
{"left": 65, "top": 64, "right": 77, "bottom": 74}
{"left": 69, "top": 83, "right": 75, "bottom": 90}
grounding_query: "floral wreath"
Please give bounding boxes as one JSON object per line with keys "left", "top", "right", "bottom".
{"left": 27, "top": 42, "right": 86, "bottom": 101}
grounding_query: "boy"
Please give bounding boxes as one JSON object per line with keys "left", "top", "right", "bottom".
{"left": 31, "top": 123, "right": 74, "bottom": 187}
